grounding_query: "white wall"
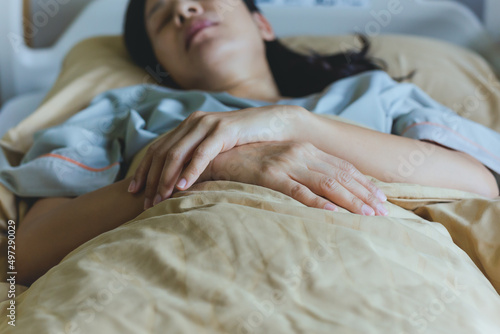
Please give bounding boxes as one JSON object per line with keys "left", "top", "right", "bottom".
{"left": 29, "top": 0, "right": 96, "bottom": 48}
{"left": 453, "top": 0, "right": 484, "bottom": 20}
{"left": 24, "top": 0, "right": 500, "bottom": 48}
{"left": 0, "top": 1, "right": 91, "bottom": 106}
{"left": 0, "top": 1, "right": 14, "bottom": 107}
{"left": 484, "top": 0, "right": 500, "bottom": 41}
{"left": 441, "top": 0, "right": 498, "bottom": 42}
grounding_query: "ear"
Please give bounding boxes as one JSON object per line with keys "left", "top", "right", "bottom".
{"left": 251, "top": 12, "right": 275, "bottom": 41}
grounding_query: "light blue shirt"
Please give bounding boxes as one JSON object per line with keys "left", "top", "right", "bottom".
{"left": 1, "top": 70, "right": 499, "bottom": 197}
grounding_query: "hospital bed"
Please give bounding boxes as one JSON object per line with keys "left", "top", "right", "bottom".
{"left": 1, "top": 0, "right": 500, "bottom": 332}
{"left": 0, "top": 0, "right": 499, "bottom": 131}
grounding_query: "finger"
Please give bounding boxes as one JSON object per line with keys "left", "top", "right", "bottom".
{"left": 151, "top": 121, "right": 214, "bottom": 204}
{"left": 259, "top": 169, "right": 339, "bottom": 212}
{"left": 153, "top": 134, "right": 208, "bottom": 202}
{"left": 290, "top": 168, "right": 376, "bottom": 216}
{"left": 144, "top": 154, "right": 169, "bottom": 210}
{"left": 251, "top": 164, "right": 338, "bottom": 211}
{"left": 305, "top": 160, "right": 388, "bottom": 216}
{"left": 338, "top": 161, "right": 387, "bottom": 203}
{"left": 154, "top": 157, "right": 190, "bottom": 207}
{"left": 128, "top": 149, "right": 154, "bottom": 194}
{"left": 176, "top": 132, "right": 237, "bottom": 190}
{"left": 128, "top": 131, "right": 177, "bottom": 194}
{"left": 331, "top": 168, "right": 388, "bottom": 216}
{"left": 154, "top": 159, "right": 184, "bottom": 206}
{"left": 314, "top": 150, "right": 387, "bottom": 202}
{"left": 283, "top": 178, "right": 339, "bottom": 212}
{"left": 139, "top": 116, "right": 207, "bottom": 203}
{"left": 155, "top": 118, "right": 236, "bottom": 198}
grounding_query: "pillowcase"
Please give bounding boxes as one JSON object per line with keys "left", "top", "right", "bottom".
{"left": 0, "top": 36, "right": 155, "bottom": 166}
{"left": 2, "top": 34, "right": 500, "bottom": 166}
{"left": 283, "top": 34, "right": 500, "bottom": 131}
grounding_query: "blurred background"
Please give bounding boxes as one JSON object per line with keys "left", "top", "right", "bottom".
{"left": 0, "top": 0, "right": 499, "bottom": 109}
{"left": 9, "top": 0, "right": 500, "bottom": 49}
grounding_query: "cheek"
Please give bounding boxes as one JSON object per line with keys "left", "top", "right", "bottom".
{"left": 219, "top": 10, "right": 265, "bottom": 49}
{"left": 152, "top": 34, "right": 183, "bottom": 66}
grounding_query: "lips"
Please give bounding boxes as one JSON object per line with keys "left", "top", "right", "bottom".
{"left": 185, "top": 19, "right": 217, "bottom": 51}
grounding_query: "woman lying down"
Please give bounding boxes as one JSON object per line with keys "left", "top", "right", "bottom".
{"left": 2, "top": 0, "right": 499, "bottom": 286}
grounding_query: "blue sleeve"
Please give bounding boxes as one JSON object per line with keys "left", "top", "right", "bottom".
{"left": 0, "top": 97, "right": 125, "bottom": 197}
{"left": 386, "top": 80, "right": 500, "bottom": 185}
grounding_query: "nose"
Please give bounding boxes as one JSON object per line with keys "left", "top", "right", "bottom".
{"left": 175, "top": 1, "right": 203, "bottom": 25}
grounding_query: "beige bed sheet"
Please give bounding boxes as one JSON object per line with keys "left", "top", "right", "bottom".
{"left": 0, "top": 175, "right": 499, "bottom": 332}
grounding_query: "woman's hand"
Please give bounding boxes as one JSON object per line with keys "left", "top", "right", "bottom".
{"left": 207, "top": 141, "right": 389, "bottom": 216}
{"left": 127, "top": 105, "right": 308, "bottom": 210}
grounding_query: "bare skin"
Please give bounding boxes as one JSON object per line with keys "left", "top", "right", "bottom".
{"left": 16, "top": 121, "right": 498, "bottom": 286}
{"left": 16, "top": 140, "right": 363, "bottom": 286}
{"left": 14, "top": 0, "right": 499, "bottom": 287}
{"left": 17, "top": 177, "right": 143, "bottom": 286}
{"left": 134, "top": 0, "right": 498, "bottom": 206}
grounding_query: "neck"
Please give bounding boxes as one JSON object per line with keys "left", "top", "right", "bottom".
{"left": 201, "top": 64, "right": 285, "bottom": 103}
{"left": 223, "top": 74, "right": 283, "bottom": 103}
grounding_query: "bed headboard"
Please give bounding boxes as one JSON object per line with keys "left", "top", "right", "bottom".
{"left": 0, "top": 0, "right": 498, "bottom": 106}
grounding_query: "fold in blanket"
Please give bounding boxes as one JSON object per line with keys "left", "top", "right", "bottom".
{"left": 0, "top": 180, "right": 499, "bottom": 333}
{"left": 1, "top": 70, "right": 499, "bottom": 198}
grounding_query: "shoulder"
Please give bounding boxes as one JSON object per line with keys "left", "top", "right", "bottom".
{"left": 321, "top": 70, "right": 397, "bottom": 93}
{"left": 89, "top": 84, "right": 186, "bottom": 105}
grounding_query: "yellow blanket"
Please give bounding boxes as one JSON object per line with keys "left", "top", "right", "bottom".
{"left": 1, "top": 176, "right": 499, "bottom": 332}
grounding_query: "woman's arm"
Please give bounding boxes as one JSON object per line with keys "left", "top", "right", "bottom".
{"left": 302, "top": 113, "right": 499, "bottom": 198}
{"left": 17, "top": 137, "right": 380, "bottom": 286}
{"left": 16, "top": 176, "right": 146, "bottom": 286}
{"left": 208, "top": 141, "right": 389, "bottom": 216}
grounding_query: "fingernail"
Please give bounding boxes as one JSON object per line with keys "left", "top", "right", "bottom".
{"left": 177, "top": 178, "right": 187, "bottom": 189}
{"left": 376, "top": 203, "right": 389, "bottom": 216}
{"left": 128, "top": 180, "right": 136, "bottom": 193}
{"left": 153, "top": 194, "right": 162, "bottom": 206}
{"left": 362, "top": 204, "right": 375, "bottom": 216}
{"left": 324, "top": 203, "right": 338, "bottom": 211}
{"left": 144, "top": 198, "right": 151, "bottom": 210}
{"left": 376, "top": 189, "right": 387, "bottom": 202}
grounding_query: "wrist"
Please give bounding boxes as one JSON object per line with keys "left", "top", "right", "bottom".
{"left": 284, "top": 105, "right": 314, "bottom": 142}
{"left": 301, "top": 113, "right": 347, "bottom": 149}
{"left": 295, "top": 108, "right": 324, "bottom": 144}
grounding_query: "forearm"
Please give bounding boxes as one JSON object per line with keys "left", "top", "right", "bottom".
{"left": 302, "top": 113, "right": 499, "bottom": 198}
{"left": 17, "top": 176, "right": 145, "bottom": 286}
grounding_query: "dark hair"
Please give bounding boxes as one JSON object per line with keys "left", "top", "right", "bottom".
{"left": 124, "top": 0, "right": 386, "bottom": 97}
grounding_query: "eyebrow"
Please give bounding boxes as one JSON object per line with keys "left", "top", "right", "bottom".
{"left": 147, "top": 0, "right": 165, "bottom": 19}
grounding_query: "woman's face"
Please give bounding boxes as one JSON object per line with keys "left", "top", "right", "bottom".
{"left": 144, "top": 0, "right": 275, "bottom": 90}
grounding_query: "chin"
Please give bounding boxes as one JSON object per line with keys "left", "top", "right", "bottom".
{"left": 190, "top": 40, "right": 239, "bottom": 66}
